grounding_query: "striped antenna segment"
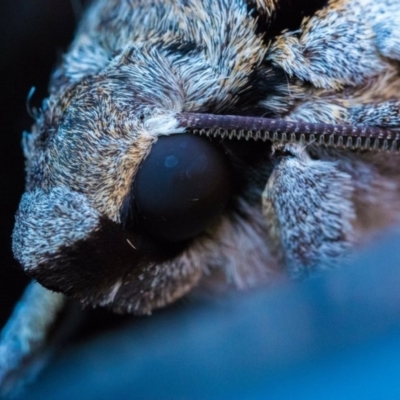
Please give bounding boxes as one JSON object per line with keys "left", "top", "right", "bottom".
{"left": 177, "top": 113, "right": 400, "bottom": 152}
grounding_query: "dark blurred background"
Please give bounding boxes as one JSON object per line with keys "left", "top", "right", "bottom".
{"left": 0, "top": 0, "right": 80, "bottom": 325}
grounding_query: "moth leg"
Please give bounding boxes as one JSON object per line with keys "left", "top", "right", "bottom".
{"left": 0, "top": 282, "right": 65, "bottom": 397}
{"left": 262, "top": 143, "right": 355, "bottom": 279}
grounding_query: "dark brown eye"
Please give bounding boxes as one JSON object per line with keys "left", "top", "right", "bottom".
{"left": 133, "top": 134, "right": 232, "bottom": 242}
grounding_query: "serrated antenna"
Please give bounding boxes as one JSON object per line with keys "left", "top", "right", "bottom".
{"left": 177, "top": 113, "right": 400, "bottom": 152}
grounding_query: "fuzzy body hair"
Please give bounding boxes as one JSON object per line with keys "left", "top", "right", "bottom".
{"left": 11, "top": 0, "right": 400, "bottom": 314}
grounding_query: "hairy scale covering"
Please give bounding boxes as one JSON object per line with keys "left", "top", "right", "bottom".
{"left": 12, "top": 0, "right": 400, "bottom": 314}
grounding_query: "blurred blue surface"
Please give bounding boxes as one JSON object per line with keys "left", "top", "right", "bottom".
{"left": 23, "top": 228, "right": 400, "bottom": 400}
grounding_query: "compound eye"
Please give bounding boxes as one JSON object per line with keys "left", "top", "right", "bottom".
{"left": 133, "top": 134, "right": 232, "bottom": 242}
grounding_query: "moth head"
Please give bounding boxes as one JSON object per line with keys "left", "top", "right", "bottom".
{"left": 11, "top": 7, "right": 293, "bottom": 314}
{"left": 12, "top": 0, "right": 400, "bottom": 314}
{"left": 12, "top": 59, "right": 399, "bottom": 315}
{"left": 12, "top": 61, "right": 280, "bottom": 314}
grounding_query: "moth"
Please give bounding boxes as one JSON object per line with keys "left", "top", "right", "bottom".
{"left": 1, "top": 0, "right": 400, "bottom": 394}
